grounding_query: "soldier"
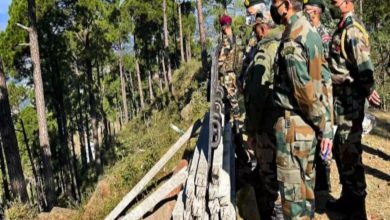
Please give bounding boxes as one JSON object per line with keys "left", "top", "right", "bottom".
{"left": 243, "top": 12, "right": 282, "bottom": 220}
{"left": 238, "top": 0, "right": 268, "bottom": 90}
{"left": 218, "top": 15, "right": 243, "bottom": 121}
{"left": 303, "top": 0, "right": 333, "bottom": 195}
{"left": 270, "top": 0, "right": 333, "bottom": 218}
{"left": 303, "top": 0, "right": 331, "bottom": 59}
{"left": 326, "top": 0, "right": 381, "bottom": 219}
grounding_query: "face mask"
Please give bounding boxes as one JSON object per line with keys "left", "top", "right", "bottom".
{"left": 246, "top": 14, "right": 256, "bottom": 25}
{"left": 330, "top": 0, "right": 345, "bottom": 19}
{"left": 271, "top": 3, "right": 284, "bottom": 25}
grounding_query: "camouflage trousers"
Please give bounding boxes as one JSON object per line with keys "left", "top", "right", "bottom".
{"left": 274, "top": 111, "right": 317, "bottom": 219}
{"left": 253, "top": 132, "right": 279, "bottom": 215}
{"left": 221, "top": 72, "right": 240, "bottom": 119}
{"left": 333, "top": 85, "right": 367, "bottom": 197}
{"left": 314, "top": 142, "right": 331, "bottom": 192}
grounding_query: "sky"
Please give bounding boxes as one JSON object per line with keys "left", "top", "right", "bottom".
{"left": 0, "top": 0, "right": 12, "bottom": 31}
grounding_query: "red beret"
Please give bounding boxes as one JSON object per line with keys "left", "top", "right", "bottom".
{"left": 219, "top": 15, "right": 232, "bottom": 26}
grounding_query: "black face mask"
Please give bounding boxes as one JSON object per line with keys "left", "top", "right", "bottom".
{"left": 329, "top": 6, "right": 342, "bottom": 19}
{"left": 271, "top": 1, "right": 285, "bottom": 25}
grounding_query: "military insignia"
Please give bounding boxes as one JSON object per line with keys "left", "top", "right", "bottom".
{"left": 281, "top": 46, "right": 295, "bottom": 56}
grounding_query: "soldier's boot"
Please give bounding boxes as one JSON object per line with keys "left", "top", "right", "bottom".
{"left": 343, "top": 195, "right": 367, "bottom": 220}
{"left": 326, "top": 190, "right": 353, "bottom": 214}
{"left": 259, "top": 210, "right": 274, "bottom": 220}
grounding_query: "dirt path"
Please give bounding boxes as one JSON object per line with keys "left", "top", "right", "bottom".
{"left": 315, "top": 110, "right": 390, "bottom": 220}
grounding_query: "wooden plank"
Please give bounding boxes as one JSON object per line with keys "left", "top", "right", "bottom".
{"left": 122, "top": 167, "right": 188, "bottom": 220}
{"left": 171, "top": 190, "right": 185, "bottom": 220}
{"left": 105, "top": 123, "right": 198, "bottom": 220}
{"left": 221, "top": 123, "right": 233, "bottom": 205}
{"left": 184, "top": 114, "right": 209, "bottom": 213}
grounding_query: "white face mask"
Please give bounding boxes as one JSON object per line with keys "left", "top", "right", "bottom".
{"left": 246, "top": 14, "right": 256, "bottom": 25}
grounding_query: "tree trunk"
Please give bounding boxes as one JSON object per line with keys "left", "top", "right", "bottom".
{"left": 27, "top": 0, "right": 55, "bottom": 210}
{"left": 186, "top": 34, "right": 192, "bottom": 62}
{"left": 126, "top": 70, "right": 136, "bottom": 118}
{"left": 158, "top": 72, "right": 164, "bottom": 94}
{"left": 69, "top": 120, "right": 81, "bottom": 202}
{"left": 163, "top": 0, "right": 174, "bottom": 94}
{"left": 0, "top": 58, "right": 28, "bottom": 203}
{"left": 196, "top": 0, "right": 207, "bottom": 72}
{"left": 147, "top": 71, "right": 155, "bottom": 103}
{"left": 178, "top": 3, "right": 185, "bottom": 63}
{"left": 86, "top": 60, "right": 102, "bottom": 176}
{"left": 160, "top": 53, "right": 169, "bottom": 92}
{"left": 52, "top": 73, "right": 74, "bottom": 199}
{"left": 0, "top": 140, "right": 11, "bottom": 202}
{"left": 84, "top": 109, "right": 93, "bottom": 163}
{"left": 135, "top": 57, "right": 145, "bottom": 110}
{"left": 119, "top": 42, "right": 129, "bottom": 123}
{"left": 20, "top": 119, "right": 41, "bottom": 207}
{"left": 76, "top": 84, "right": 87, "bottom": 170}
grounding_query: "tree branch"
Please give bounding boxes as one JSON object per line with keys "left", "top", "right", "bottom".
{"left": 18, "top": 43, "right": 30, "bottom": 47}
{"left": 16, "top": 23, "right": 31, "bottom": 32}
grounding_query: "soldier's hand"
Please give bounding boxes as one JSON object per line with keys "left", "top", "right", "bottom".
{"left": 367, "top": 90, "right": 381, "bottom": 107}
{"left": 320, "top": 138, "right": 333, "bottom": 161}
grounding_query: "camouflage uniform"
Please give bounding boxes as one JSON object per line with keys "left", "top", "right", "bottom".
{"left": 314, "top": 23, "right": 333, "bottom": 192}
{"left": 273, "top": 12, "right": 333, "bottom": 219}
{"left": 244, "top": 28, "right": 281, "bottom": 218}
{"left": 219, "top": 34, "right": 244, "bottom": 120}
{"left": 328, "top": 12, "right": 374, "bottom": 217}
{"left": 316, "top": 24, "right": 331, "bottom": 60}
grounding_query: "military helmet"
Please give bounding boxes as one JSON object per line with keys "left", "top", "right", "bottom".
{"left": 303, "top": 0, "right": 326, "bottom": 12}
{"left": 244, "top": 0, "right": 264, "bottom": 8}
{"left": 220, "top": 15, "right": 232, "bottom": 27}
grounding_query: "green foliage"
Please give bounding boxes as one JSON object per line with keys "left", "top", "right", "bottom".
{"left": 14, "top": 107, "right": 39, "bottom": 176}
{"left": 6, "top": 83, "right": 28, "bottom": 110}
{"left": 172, "top": 60, "right": 202, "bottom": 98}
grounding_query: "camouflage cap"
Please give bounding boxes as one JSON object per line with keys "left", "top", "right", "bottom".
{"left": 303, "top": 0, "right": 325, "bottom": 12}
{"left": 220, "top": 15, "right": 232, "bottom": 26}
{"left": 244, "top": 0, "right": 264, "bottom": 8}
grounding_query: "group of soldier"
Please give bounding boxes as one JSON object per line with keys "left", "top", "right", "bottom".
{"left": 217, "top": 0, "right": 381, "bottom": 219}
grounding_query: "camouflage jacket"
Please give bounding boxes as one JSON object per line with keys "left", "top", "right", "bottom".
{"left": 244, "top": 29, "right": 282, "bottom": 136}
{"left": 237, "top": 25, "right": 258, "bottom": 85}
{"left": 316, "top": 23, "right": 331, "bottom": 61}
{"left": 329, "top": 12, "right": 374, "bottom": 97}
{"left": 218, "top": 34, "right": 244, "bottom": 75}
{"left": 273, "top": 11, "right": 333, "bottom": 139}
{"left": 316, "top": 23, "right": 334, "bottom": 129}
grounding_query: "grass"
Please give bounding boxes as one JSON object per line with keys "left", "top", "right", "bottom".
{"left": 71, "top": 60, "right": 208, "bottom": 219}
{"left": 4, "top": 202, "right": 38, "bottom": 220}
{"left": 315, "top": 109, "right": 390, "bottom": 220}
